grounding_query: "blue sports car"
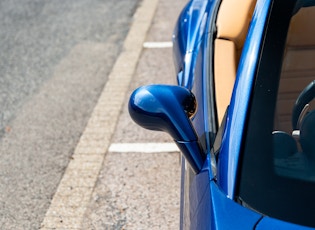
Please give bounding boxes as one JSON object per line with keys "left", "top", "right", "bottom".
{"left": 129, "top": 0, "right": 315, "bottom": 229}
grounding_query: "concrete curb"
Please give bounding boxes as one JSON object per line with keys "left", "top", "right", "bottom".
{"left": 40, "top": 0, "right": 159, "bottom": 228}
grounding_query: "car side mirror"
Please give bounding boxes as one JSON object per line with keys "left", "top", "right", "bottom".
{"left": 128, "top": 85, "right": 205, "bottom": 173}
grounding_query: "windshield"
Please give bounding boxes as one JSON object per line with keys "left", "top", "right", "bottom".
{"left": 238, "top": 1, "right": 315, "bottom": 227}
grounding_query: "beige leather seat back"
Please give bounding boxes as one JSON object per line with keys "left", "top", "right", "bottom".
{"left": 275, "top": 7, "right": 315, "bottom": 133}
{"left": 214, "top": 0, "right": 257, "bottom": 123}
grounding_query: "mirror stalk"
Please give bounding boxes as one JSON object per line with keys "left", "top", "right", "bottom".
{"left": 175, "top": 140, "right": 205, "bottom": 173}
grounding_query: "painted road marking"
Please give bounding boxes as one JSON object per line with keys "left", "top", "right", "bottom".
{"left": 143, "top": 41, "right": 173, "bottom": 48}
{"left": 109, "top": 142, "right": 179, "bottom": 153}
{"left": 40, "top": 0, "right": 159, "bottom": 229}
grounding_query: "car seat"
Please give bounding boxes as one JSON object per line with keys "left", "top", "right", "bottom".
{"left": 214, "top": 0, "right": 256, "bottom": 123}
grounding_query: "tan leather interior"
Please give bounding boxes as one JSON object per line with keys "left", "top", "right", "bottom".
{"left": 214, "top": 39, "right": 237, "bottom": 121}
{"left": 275, "top": 7, "right": 315, "bottom": 133}
{"left": 216, "top": 0, "right": 256, "bottom": 58}
{"left": 214, "top": 0, "right": 257, "bottom": 123}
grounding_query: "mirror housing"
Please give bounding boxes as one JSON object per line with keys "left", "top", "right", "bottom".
{"left": 128, "top": 85, "right": 205, "bottom": 173}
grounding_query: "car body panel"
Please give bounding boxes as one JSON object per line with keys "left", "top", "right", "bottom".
{"left": 173, "top": 0, "right": 220, "bottom": 152}
{"left": 174, "top": 1, "right": 221, "bottom": 227}
{"left": 190, "top": 155, "right": 263, "bottom": 229}
{"left": 174, "top": 0, "right": 315, "bottom": 228}
{"left": 129, "top": 0, "right": 315, "bottom": 228}
{"left": 173, "top": 0, "right": 218, "bottom": 90}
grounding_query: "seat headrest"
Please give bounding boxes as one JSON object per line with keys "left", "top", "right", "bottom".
{"left": 216, "top": 0, "right": 256, "bottom": 49}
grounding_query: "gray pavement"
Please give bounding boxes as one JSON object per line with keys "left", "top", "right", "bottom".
{"left": 0, "top": 1, "right": 140, "bottom": 229}
{"left": 0, "top": 0, "right": 139, "bottom": 134}
{"left": 40, "top": 0, "right": 160, "bottom": 228}
{"left": 40, "top": 0, "right": 188, "bottom": 228}
{"left": 81, "top": 0, "right": 188, "bottom": 229}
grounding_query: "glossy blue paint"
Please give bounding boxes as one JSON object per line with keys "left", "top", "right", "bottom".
{"left": 173, "top": 0, "right": 219, "bottom": 151}
{"left": 172, "top": 0, "right": 220, "bottom": 228}
{"left": 176, "top": 140, "right": 206, "bottom": 173}
{"left": 190, "top": 155, "right": 262, "bottom": 229}
{"left": 217, "top": 0, "right": 272, "bottom": 198}
{"left": 189, "top": 158, "right": 212, "bottom": 229}
{"left": 128, "top": 85, "right": 205, "bottom": 173}
{"left": 130, "top": 0, "right": 315, "bottom": 229}
{"left": 173, "top": 0, "right": 216, "bottom": 90}
{"left": 129, "top": 85, "right": 197, "bottom": 141}
{"left": 209, "top": 182, "right": 263, "bottom": 230}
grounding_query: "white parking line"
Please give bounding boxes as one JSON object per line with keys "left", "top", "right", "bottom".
{"left": 143, "top": 41, "right": 173, "bottom": 48}
{"left": 109, "top": 142, "right": 179, "bottom": 153}
{"left": 40, "top": 0, "right": 159, "bottom": 229}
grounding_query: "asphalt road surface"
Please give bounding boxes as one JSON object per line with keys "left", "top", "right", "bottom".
{"left": 0, "top": 0, "right": 140, "bottom": 228}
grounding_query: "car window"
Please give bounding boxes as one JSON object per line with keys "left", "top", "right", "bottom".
{"left": 274, "top": 6, "right": 315, "bottom": 182}
{"left": 238, "top": 1, "right": 315, "bottom": 228}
